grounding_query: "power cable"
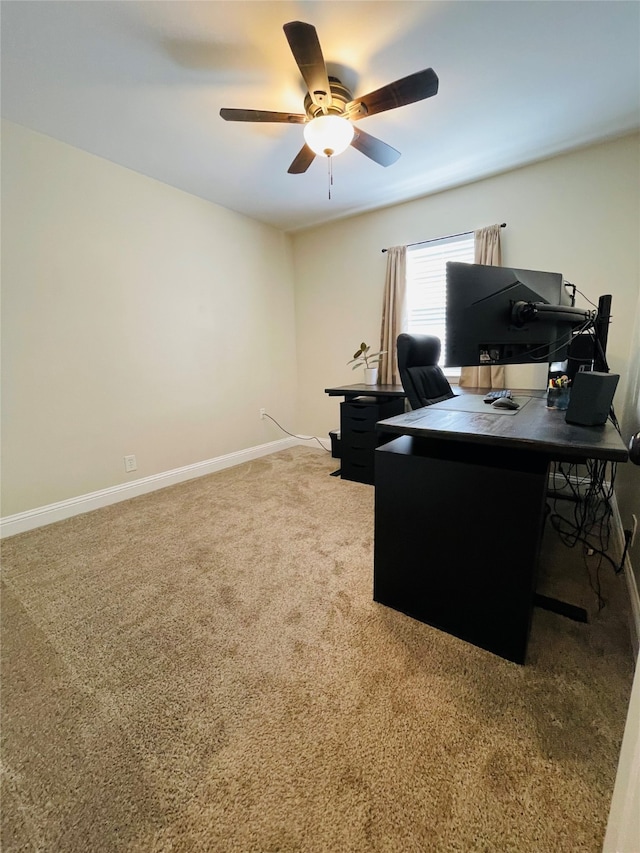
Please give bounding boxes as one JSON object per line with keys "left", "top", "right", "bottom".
{"left": 262, "top": 412, "right": 331, "bottom": 453}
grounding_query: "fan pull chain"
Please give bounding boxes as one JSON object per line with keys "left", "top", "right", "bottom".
{"left": 323, "top": 148, "right": 335, "bottom": 200}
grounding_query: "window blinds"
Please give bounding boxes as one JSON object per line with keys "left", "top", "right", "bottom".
{"left": 406, "top": 233, "right": 474, "bottom": 366}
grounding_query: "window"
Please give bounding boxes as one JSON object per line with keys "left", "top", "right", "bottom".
{"left": 406, "top": 233, "right": 474, "bottom": 376}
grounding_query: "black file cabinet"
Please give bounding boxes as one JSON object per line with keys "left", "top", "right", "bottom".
{"left": 340, "top": 396, "right": 405, "bottom": 484}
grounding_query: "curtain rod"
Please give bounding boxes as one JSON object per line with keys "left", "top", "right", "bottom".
{"left": 381, "top": 223, "right": 507, "bottom": 253}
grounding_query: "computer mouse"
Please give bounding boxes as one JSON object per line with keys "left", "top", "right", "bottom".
{"left": 491, "top": 397, "right": 520, "bottom": 410}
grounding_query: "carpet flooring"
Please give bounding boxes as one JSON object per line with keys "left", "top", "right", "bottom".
{"left": 1, "top": 446, "right": 635, "bottom": 852}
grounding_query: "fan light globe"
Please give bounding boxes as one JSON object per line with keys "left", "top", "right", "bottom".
{"left": 303, "top": 115, "right": 354, "bottom": 157}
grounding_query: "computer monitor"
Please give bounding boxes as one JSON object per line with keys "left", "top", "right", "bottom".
{"left": 445, "top": 262, "right": 594, "bottom": 367}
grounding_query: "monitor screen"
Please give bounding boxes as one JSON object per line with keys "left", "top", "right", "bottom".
{"left": 445, "top": 262, "right": 584, "bottom": 367}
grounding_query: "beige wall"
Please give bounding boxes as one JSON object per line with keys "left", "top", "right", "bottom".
{"left": 292, "top": 133, "right": 640, "bottom": 446}
{"left": 615, "top": 279, "right": 640, "bottom": 587}
{"left": 1, "top": 121, "right": 297, "bottom": 516}
{"left": 603, "top": 276, "right": 640, "bottom": 853}
{"left": 2, "top": 124, "right": 638, "bottom": 531}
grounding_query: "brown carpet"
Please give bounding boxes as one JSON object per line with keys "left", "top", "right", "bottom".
{"left": 1, "top": 446, "right": 635, "bottom": 852}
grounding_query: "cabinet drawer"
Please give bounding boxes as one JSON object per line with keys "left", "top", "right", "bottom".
{"left": 341, "top": 427, "right": 380, "bottom": 451}
{"left": 341, "top": 444, "right": 374, "bottom": 465}
{"left": 341, "top": 458, "right": 375, "bottom": 485}
{"left": 342, "top": 397, "right": 404, "bottom": 418}
{"left": 341, "top": 402, "right": 382, "bottom": 430}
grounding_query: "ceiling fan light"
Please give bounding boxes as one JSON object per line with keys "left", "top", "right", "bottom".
{"left": 303, "top": 115, "right": 354, "bottom": 157}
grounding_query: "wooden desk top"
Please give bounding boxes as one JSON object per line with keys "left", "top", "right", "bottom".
{"left": 325, "top": 383, "right": 406, "bottom": 398}
{"left": 376, "top": 392, "right": 628, "bottom": 462}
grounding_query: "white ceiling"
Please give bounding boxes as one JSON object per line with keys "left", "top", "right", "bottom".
{"left": 2, "top": 1, "right": 639, "bottom": 233}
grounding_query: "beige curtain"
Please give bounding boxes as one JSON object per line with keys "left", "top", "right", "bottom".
{"left": 378, "top": 246, "right": 407, "bottom": 385}
{"left": 459, "top": 224, "right": 506, "bottom": 389}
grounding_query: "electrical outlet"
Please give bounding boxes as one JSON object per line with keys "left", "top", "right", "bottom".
{"left": 259, "top": 408, "right": 266, "bottom": 419}
{"left": 631, "top": 514, "right": 638, "bottom": 548}
{"left": 124, "top": 454, "right": 137, "bottom": 473}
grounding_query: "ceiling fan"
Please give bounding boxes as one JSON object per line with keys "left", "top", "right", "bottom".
{"left": 220, "top": 21, "right": 439, "bottom": 175}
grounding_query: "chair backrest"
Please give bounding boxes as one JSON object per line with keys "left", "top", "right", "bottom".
{"left": 397, "top": 333, "right": 455, "bottom": 409}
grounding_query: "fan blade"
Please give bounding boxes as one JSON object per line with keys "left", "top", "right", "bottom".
{"left": 288, "top": 144, "right": 316, "bottom": 174}
{"left": 350, "top": 128, "right": 401, "bottom": 167}
{"left": 283, "top": 21, "right": 332, "bottom": 112}
{"left": 220, "top": 108, "right": 305, "bottom": 123}
{"left": 345, "top": 67, "right": 439, "bottom": 120}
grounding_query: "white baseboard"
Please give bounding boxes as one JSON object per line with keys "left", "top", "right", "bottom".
{"left": 605, "top": 492, "right": 640, "bottom": 853}
{"left": 0, "top": 438, "right": 296, "bottom": 539}
{"left": 610, "top": 492, "right": 640, "bottom": 657}
{"left": 293, "top": 436, "right": 331, "bottom": 452}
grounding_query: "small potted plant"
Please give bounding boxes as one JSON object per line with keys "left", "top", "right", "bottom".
{"left": 348, "top": 342, "right": 386, "bottom": 385}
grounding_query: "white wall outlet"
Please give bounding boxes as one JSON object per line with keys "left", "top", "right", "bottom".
{"left": 124, "top": 454, "right": 137, "bottom": 473}
{"left": 259, "top": 408, "right": 266, "bottom": 419}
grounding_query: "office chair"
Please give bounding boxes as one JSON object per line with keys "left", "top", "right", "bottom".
{"left": 397, "top": 333, "right": 455, "bottom": 409}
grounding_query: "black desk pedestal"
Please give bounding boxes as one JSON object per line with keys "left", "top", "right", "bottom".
{"left": 324, "top": 385, "right": 407, "bottom": 485}
{"left": 340, "top": 397, "right": 405, "bottom": 485}
{"left": 374, "top": 435, "right": 549, "bottom": 664}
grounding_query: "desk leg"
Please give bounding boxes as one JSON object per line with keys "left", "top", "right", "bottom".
{"left": 374, "top": 436, "right": 549, "bottom": 664}
{"left": 534, "top": 593, "right": 588, "bottom": 623}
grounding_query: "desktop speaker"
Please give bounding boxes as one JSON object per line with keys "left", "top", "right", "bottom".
{"left": 565, "top": 371, "right": 619, "bottom": 426}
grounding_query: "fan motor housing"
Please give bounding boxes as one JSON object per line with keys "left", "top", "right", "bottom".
{"left": 304, "top": 77, "right": 353, "bottom": 119}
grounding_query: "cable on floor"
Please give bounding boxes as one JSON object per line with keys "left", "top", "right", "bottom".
{"left": 263, "top": 412, "right": 331, "bottom": 453}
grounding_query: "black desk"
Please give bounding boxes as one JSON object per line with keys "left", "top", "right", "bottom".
{"left": 324, "top": 384, "right": 406, "bottom": 484}
{"left": 373, "top": 392, "right": 628, "bottom": 664}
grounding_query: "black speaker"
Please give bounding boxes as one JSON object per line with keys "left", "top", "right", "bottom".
{"left": 565, "top": 371, "right": 619, "bottom": 426}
